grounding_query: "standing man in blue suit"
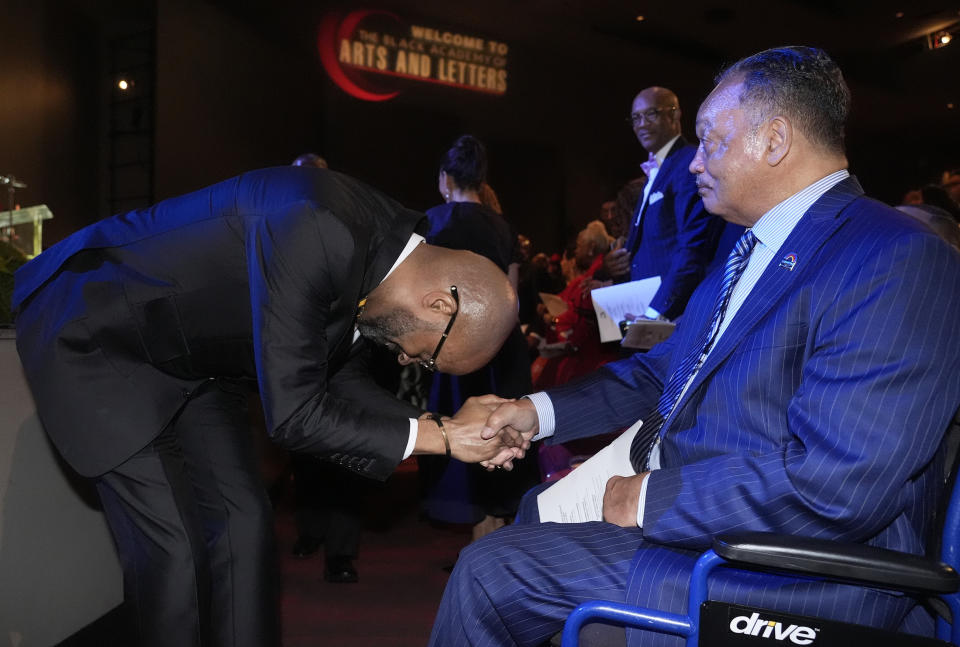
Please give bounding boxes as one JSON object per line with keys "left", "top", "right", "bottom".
{"left": 601, "top": 86, "right": 726, "bottom": 321}
{"left": 430, "top": 46, "right": 960, "bottom": 646}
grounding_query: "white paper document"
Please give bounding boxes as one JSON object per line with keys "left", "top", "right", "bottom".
{"left": 590, "top": 277, "right": 662, "bottom": 342}
{"left": 538, "top": 292, "right": 568, "bottom": 318}
{"left": 537, "top": 420, "right": 642, "bottom": 523}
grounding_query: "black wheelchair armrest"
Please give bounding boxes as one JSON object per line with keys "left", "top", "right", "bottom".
{"left": 713, "top": 532, "right": 959, "bottom": 594}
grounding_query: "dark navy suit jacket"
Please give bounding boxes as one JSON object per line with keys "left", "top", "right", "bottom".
{"left": 625, "top": 137, "right": 725, "bottom": 319}
{"left": 13, "top": 167, "right": 423, "bottom": 477}
{"left": 547, "top": 176, "right": 960, "bottom": 635}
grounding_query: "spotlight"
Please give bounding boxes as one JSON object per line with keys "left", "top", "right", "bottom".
{"left": 635, "top": 15, "right": 645, "bottom": 22}
{"left": 928, "top": 29, "right": 953, "bottom": 49}
{"left": 117, "top": 78, "right": 133, "bottom": 91}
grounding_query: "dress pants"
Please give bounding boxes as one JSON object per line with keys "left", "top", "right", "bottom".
{"left": 429, "top": 482, "right": 640, "bottom": 647}
{"left": 292, "top": 453, "right": 365, "bottom": 558}
{"left": 429, "top": 482, "right": 915, "bottom": 647}
{"left": 95, "top": 380, "right": 279, "bottom": 647}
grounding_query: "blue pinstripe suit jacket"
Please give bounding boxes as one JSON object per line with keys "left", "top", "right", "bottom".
{"left": 547, "top": 176, "right": 960, "bottom": 625}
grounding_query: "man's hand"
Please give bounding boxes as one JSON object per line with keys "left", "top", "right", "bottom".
{"left": 603, "top": 247, "right": 631, "bottom": 278}
{"left": 602, "top": 473, "right": 648, "bottom": 527}
{"left": 480, "top": 398, "right": 539, "bottom": 441}
{"left": 476, "top": 398, "right": 541, "bottom": 471}
{"left": 442, "top": 395, "right": 530, "bottom": 465}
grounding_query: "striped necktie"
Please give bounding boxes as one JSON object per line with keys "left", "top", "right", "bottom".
{"left": 628, "top": 229, "right": 759, "bottom": 471}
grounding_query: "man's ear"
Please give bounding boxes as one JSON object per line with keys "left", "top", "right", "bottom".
{"left": 422, "top": 290, "right": 457, "bottom": 315}
{"left": 765, "top": 116, "right": 791, "bottom": 166}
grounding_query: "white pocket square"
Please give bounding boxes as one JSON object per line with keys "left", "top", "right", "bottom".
{"left": 648, "top": 191, "right": 664, "bottom": 205}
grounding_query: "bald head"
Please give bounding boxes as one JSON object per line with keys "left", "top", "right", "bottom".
{"left": 638, "top": 87, "right": 678, "bottom": 109}
{"left": 630, "top": 86, "right": 682, "bottom": 153}
{"left": 292, "top": 153, "right": 328, "bottom": 168}
{"left": 359, "top": 244, "right": 517, "bottom": 375}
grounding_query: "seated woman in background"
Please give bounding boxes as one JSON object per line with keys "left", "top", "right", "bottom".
{"left": 532, "top": 219, "right": 621, "bottom": 391}
{"left": 531, "top": 219, "right": 625, "bottom": 481}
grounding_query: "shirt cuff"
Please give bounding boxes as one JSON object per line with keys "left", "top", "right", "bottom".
{"left": 402, "top": 418, "right": 418, "bottom": 460}
{"left": 525, "top": 392, "right": 556, "bottom": 441}
{"left": 636, "top": 472, "right": 650, "bottom": 528}
{"left": 643, "top": 306, "right": 661, "bottom": 319}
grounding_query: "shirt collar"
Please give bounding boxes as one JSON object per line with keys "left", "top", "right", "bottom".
{"left": 751, "top": 169, "right": 850, "bottom": 252}
{"left": 381, "top": 233, "right": 425, "bottom": 285}
{"left": 654, "top": 134, "right": 681, "bottom": 165}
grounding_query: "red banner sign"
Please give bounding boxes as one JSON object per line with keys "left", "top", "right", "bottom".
{"left": 319, "top": 10, "right": 509, "bottom": 101}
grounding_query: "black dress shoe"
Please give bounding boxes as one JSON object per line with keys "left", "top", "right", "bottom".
{"left": 291, "top": 535, "right": 322, "bottom": 558}
{"left": 324, "top": 555, "right": 358, "bottom": 583}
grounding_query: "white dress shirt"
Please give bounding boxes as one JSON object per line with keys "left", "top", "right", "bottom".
{"left": 637, "top": 135, "right": 681, "bottom": 219}
{"left": 635, "top": 135, "right": 682, "bottom": 320}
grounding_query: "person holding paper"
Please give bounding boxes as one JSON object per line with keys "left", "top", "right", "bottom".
{"left": 599, "top": 85, "right": 730, "bottom": 321}
{"left": 534, "top": 220, "right": 622, "bottom": 390}
{"left": 429, "top": 46, "right": 960, "bottom": 647}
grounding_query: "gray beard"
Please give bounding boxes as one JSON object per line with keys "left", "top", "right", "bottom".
{"left": 355, "top": 308, "right": 420, "bottom": 354}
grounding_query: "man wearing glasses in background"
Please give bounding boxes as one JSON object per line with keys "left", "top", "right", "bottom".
{"left": 599, "top": 86, "right": 731, "bottom": 322}
{"left": 12, "top": 165, "right": 524, "bottom": 647}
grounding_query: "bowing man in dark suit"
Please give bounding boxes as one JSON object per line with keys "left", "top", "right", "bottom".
{"left": 601, "top": 86, "right": 728, "bottom": 321}
{"left": 430, "top": 47, "right": 960, "bottom": 646}
{"left": 11, "top": 167, "right": 526, "bottom": 647}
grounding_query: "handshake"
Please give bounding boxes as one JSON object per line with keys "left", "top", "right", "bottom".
{"left": 420, "top": 395, "right": 541, "bottom": 470}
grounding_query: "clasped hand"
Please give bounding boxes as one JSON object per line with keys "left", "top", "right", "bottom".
{"left": 448, "top": 396, "right": 648, "bottom": 526}
{"left": 477, "top": 398, "right": 540, "bottom": 471}
{"left": 444, "top": 395, "right": 534, "bottom": 469}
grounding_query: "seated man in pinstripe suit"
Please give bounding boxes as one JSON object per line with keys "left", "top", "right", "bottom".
{"left": 429, "top": 46, "right": 960, "bottom": 647}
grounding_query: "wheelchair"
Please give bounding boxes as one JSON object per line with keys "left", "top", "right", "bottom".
{"left": 561, "top": 410, "right": 960, "bottom": 647}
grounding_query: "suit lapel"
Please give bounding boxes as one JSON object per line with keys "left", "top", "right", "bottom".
{"left": 326, "top": 234, "right": 369, "bottom": 367}
{"left": 645, "top": 136, "right": 688, "bottom": 200}
{"left": 671, "top": 176, "right": 864, "bottom": 417}
{"left": 627, "top": 137, "right": 689, "bottom": 252}
{"left": 652, "top": 136, "right": 688, "bottom": 190}
{"left": 329, "top": 209, "right": 426, "bottom": 365}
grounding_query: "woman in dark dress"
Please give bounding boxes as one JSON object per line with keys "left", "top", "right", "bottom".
{"left": 419, "top": 135, "right": 537, "bottom": 540}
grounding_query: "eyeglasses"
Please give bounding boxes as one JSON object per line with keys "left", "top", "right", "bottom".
{"left": 626, "top": 106, "right": 677, "bottom": 127}
{"left": 420, "top": 285, "right": 459, "bottom": 372}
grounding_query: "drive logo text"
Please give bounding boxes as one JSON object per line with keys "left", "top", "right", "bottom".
{"left": 729, "top": 612, "right": 818, "bottom": 644}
